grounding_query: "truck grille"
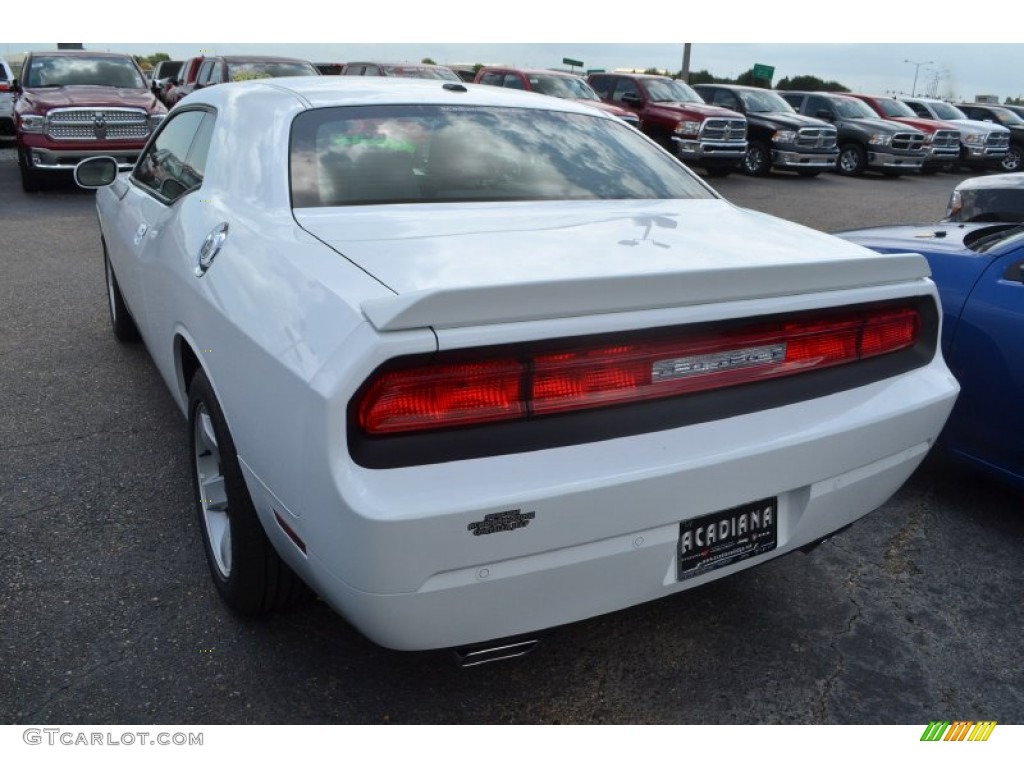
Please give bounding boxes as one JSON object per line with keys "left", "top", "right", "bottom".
{"left": 46, "top": 108, "right": 151, "bottom": 141}
{"left": 932, "top": 130, "right": 960, "bottom": 149}
{"left": 700, "top": 118, "right": 746, "bottom": 143}
{"left": 892, "top": 132, "right": 926, "bottom": 152}
{"left": 986, "top": 132, "right": 1010, "bottom": 149}
{"left": 795, "top": 126, "right": 837, "bottom": 149}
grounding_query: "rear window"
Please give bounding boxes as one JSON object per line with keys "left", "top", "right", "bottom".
{"left": 226, "top": 61, "right": 318, "bottom": 81}
{"left": 289, "top": 104, "right": 714, "bottom": 208}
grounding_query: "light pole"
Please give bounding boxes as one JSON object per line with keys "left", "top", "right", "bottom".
{"left": 904, "top": 59, "right": 933, "bottom": 97}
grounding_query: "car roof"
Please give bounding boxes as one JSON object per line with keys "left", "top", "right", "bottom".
{"left": 482, "top": 66, "right": 583, "bottom": 77}
{"left": 27, "top": 50, "right": 133, "bottom": 59}
{"left": 217, "top": 55, "right": 314, "bottom": 63}
{"left": 187, "top": 76, "right": 602, "bottom": 114}
{"left": 695, "top": 84, "right": 765, "bottom": 92}
{"left": 955, "top": 172, "right": 1024, "bottom": 191}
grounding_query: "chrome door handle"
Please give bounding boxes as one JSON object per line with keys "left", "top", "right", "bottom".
{"left": 134, "top": 224, "right": 148, "bottom": 245}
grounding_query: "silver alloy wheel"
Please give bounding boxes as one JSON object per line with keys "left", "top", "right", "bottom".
{"left": 743, "top": 143, "right": 769, "bottom": 176}
{"left": 1001, "top": 145, "right": 1022, "bottom": 172}
{"left": 194, "top": 404, "right": 232, "bottom": 578}
{"left": 839, "top": 148, "right": 860, "bottom": 173}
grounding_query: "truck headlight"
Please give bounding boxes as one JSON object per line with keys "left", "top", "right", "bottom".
{"left": 674, "top": 120, "right": 702, "bottom": 137}
{"left": 20, "top": 114, "right": 45, "bottom": 133}
{"left": 962, "top": 133, "right": 983, "bottom": 146}
{"left": 868, "top": 133, "right": 892, "bottom": 146}
{"left": 772, "top": 130, "right": 796, "bottom": 144}
{"left": 149, "top": 114, "right": 166, "bottom": 132}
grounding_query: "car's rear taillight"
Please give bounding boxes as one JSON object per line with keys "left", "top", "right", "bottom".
{"left": 356, "top": 303, "right": 922, "bottom": 436}
{"left": 0, "top": 83, "right": 9, "bottom": 92}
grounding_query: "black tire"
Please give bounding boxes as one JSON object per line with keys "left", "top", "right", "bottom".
{"left": 741, "top": 140, "right": 772, "bottom": 177}
{"left": 103, "top": 245, "right": 141, "bottom": 343}
{"left": 836, "top": 144, "right": 867, "bottom": 176}
{"left": 797, "top": 169, "right": 821, "bottom": 178}
{"left": 188, "top": 369, "right": 311, "bottom": 616}
{"left": 17, "top": 146, "right": 44, "bottom": 192}
{"left": 1001, "top": 144, "right": 1023, "bottom": 173}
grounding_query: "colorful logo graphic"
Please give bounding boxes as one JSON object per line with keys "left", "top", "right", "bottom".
{"left": 920, "top": 721, "right": 997, "bottom": 742}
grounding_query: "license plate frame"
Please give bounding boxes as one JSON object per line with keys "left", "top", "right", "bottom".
{"left": 677, "top": 497, "right": 778, "bottom": 582}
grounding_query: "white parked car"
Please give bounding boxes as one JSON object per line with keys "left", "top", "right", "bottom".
{"left": 76, "top": 78, "right": 958, "bottom": 661}
{"left": 0, "top": 58, "right": 15, "bottom": 136}
{"left": 943, "top": 172, "right": 1024, "bottom": 223}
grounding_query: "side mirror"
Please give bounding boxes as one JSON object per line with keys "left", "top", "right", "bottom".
{"left": 74, "top": 156, "right": 120, "bottom": 189}
{"left": 621, "top": 92, "right": 642, "bottom": 106}
{"left": 815, "top": 109, "right": 834, "bottom": 121}
{"left": 11, "top": 78, "right": 21, "bottom": 94}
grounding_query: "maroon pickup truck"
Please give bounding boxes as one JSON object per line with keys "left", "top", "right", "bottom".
{"left": 12, "top": 50, "right": 166, "bottom": 192}
{"left": 587, "top": 72, "right": 747, "bottom": 176}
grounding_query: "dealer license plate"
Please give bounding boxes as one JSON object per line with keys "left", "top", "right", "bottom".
{"left": 677, "top": 497, "right": 777, "bottom": 581}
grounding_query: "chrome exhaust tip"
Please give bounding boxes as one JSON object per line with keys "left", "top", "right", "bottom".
{"left": 451, "top": 638, "right": 539, "bottom": 668}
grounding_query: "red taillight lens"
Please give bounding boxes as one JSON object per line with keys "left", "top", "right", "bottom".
{"left": 357, "top": 304, "right": 921, "bottom": 436}
{"left": 0, "top": 84, "right": 9, "bottom": 92}
{"left": 358, "top": 359, "right": 524, "bottom": 435}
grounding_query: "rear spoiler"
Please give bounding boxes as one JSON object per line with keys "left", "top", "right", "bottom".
{"left": 361, "top": 252, "right": 931, "bottom": 332}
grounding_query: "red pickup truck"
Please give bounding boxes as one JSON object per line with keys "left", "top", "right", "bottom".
{"left": 587, "top": 72, "right": 747, "bottom": 176}
{"left": 12, "top": 50, "right": 166, "bottom": 191}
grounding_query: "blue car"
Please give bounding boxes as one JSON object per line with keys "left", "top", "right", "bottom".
{"left": 839, "top": 222, "right": 1024, "bottom": 490}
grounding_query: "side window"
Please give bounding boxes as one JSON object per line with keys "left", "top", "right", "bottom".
{"left": 186, "top": 113, "right": 215, "bottom": 181}
{"left": 502, "top": 73, "right": 526, "bottom": 90}
{"left": 478, "top": 71, "right": 503, "bottom": 86}
{"left": 711, "top": 90, "right": 739, "bottom": 110}
{"left": 781, "top": 94, "right": 803, "bottom": 111}
{"left": 588, "top": 76, "right": 612, "bottom": 100}
{"left": 806, "top": 96, "right": 831, "bottom": 119}
{"left": 132, "top": 110, "right": 209, "bottom": 202}
{"left": 363, "top": 65, "right": 380, "bottom": 76}
{"left": 208, "top": 61, "right": 225, "bottom": 85}
{"left": 196, "top": 60, "right": 215, "bottom": 86}
{"left": 611, "top": 78, "right": 639, "bottom": 103}
{"left": 905, "top": 101, "right": 928, "bottom": 118}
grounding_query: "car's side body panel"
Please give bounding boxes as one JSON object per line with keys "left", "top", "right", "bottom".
{"left": 840, "top": 223, "right": 1024, "bottom": 490}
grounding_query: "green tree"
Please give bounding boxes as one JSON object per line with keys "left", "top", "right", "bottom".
{"left": 735, "top": 68, "right": 772, "bottom": 88}
{"left": 422, "top": 57, "right": 437, "bottom": 65}
{"left": 686, "top": 69, "right": 723, "bottom": 85}
{"left": 775, "top": 74, "right": 849, "bottom": 92}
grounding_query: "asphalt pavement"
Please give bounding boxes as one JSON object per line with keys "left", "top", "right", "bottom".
{"left": 1, "top": 145, "right": 1022, "bottom": 724}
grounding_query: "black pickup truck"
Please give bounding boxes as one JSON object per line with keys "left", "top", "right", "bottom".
{"left": 781, "top": 91, "right": 926, "bottom": 177}
{"left": 694, "top": 84, "right": 838, "bottom": 177}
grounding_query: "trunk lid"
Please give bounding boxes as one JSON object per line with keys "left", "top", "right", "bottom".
{"left": 295, "top": 199, "right": 930, "bottom": 331}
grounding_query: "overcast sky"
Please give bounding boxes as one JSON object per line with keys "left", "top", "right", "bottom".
{"left": 5, "top": 7, "right": 1022, "bottom": 103}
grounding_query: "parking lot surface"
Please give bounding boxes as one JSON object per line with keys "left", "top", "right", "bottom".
{"left": 1, "top": 144, "right": 1022, "bottom": 724}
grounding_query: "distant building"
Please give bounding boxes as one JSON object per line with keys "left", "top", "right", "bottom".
{"left": 974, "top": 94, "right": 1000, "bottom": 104}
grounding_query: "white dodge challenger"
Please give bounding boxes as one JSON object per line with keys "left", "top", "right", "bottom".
{"left": 76, "top": 77, "right": 958, "bottom": 661}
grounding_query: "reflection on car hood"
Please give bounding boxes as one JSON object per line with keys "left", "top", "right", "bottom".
{"left": 296, "top": 199, "right": 931, "bottom": 331}
{"left": 23, "top": 85, "right": 160, "bottom": 112}
{"left": 837, "top": 223, "right": 982, "bottom": 253}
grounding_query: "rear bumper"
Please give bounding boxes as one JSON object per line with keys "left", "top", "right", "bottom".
{"left": 251, "top": 343, "right": 958, "bottom": 651}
